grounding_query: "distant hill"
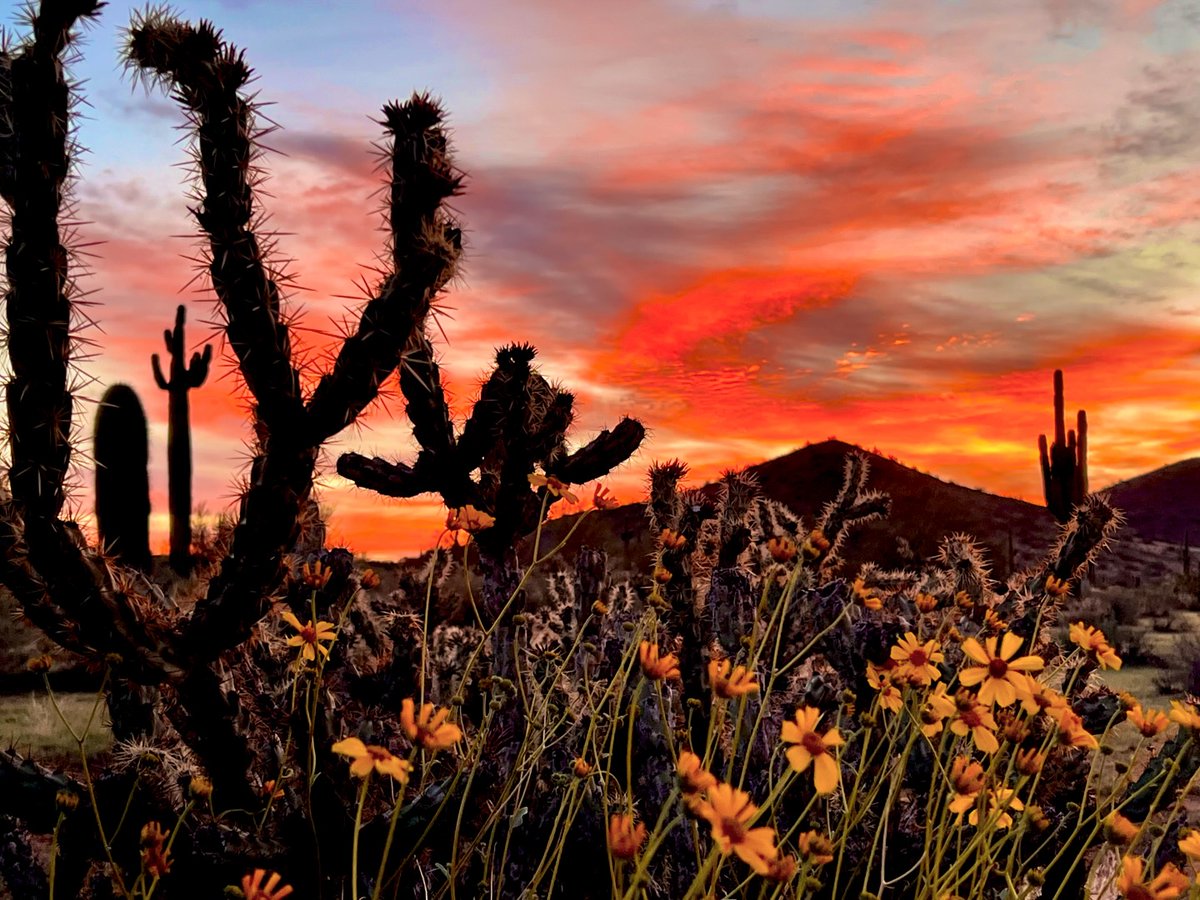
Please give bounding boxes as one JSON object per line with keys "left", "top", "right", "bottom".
{"left": 1105, "top": 458, "right": 1200, "bottom": 546}
{"left": 531, "top": 439, "right": 1188, "bottom": 588}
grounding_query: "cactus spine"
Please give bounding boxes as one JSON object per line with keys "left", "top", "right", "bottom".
{"left": 1038, "top": 368, "right": 1088, "bottom": 524}
{"left": 152, "top": 304, "right": 212, "bottom": 575}
{"left": 93, "top": 384, "right": 152, "bottom": 571}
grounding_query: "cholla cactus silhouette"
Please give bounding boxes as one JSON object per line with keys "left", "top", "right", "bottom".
{"left": 152, "top": 304, "right": 211, "bottom": 574}
{"left": 1038, "top": 368, "right": 1088, "bottom": 523}
{"left": 338, "top": 342, "right": 645, "bottom": 676}
{"left": 0, "top": 0, "right": 461, "bottom": 842}
{"left": 93, "top": 384, "right": 152, "bottom": 571}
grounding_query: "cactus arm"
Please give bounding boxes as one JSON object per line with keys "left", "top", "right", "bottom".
{"left": 125, "top": 16, "right": 305, "bottom": 432}
{"left": 1076, "top": 410, "right": 1088, "bottom": 497}
{"left": 336, "top": 452, "right": 437, "bottom": 499}
{"left": 550, "top": 417, "right": 646, "bottom": 485}
{"left": 187, "top": 343, "right": 212, "bottom": 387}
{"left": 150, "top": 352, "right": 168, "bottom": 390}
{"left": 0, "top": 47, "right": 13, "bottom": 199}
{"left": 305, "top": 96, "right": 463, "bottom": 442}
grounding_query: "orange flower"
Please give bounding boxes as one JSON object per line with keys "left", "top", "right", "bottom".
{"left": 694, "top": 782, "right": 779, "bottom": 875}
{"left": 1170, "top": 700, "right": 1200, "bottom": 732}
{"left": 280, "top": 610, "right": 337, "bottom": 662}
{"left": 968, "top": 787, "right": 1023, "bottom": 830}
{"left": 851, "top": 577, "right": 882, "bottom": 610}
{"left": 1049, "top": 707, "right": 1098, "bottom": 751}
{"left": 401, "top": 699, "right": 463, "bottom": 751}
{"left": 607, "top": 814, "right": 647, "bottom": 860}
{"left": 801, "top": 529, "right": 830, "bottom": 558}
{"left": 921, "top": 683, "right": 955, "bottom": 738}
{"left": 300, "top": 561, "right": 332, "bottom": 589}
{"left": 1116, "top": 855, "right": 1189, "bottom": 900}
{"left": 709, "top": 658, "right": 759, "bottom": 698}
{"left": 1013, "top": 674, "right": 1069, "bottom": 719}
{"left": 639, "top": 642, "right": 681, "bottom": 680}
{"left": 1127, "top": 705, "right": 1170, "bottom": 738}
{"left": 573, "top": 757, "right": 593, "bottom": 777}
{"left": 891, "top": 632, "right": 944, "bottom": 685}
{"left": 1106, "top": 811, "right": 1141, "bottom": 846}
{"left": 140, "top": 821, "right": 172, "bottom": 877}
{"left": 947, "top": 757, "right": 986, "bottom": 815}
{"left": 331, "top": 737, "right": 412, "bottom": 783}
{"left": 781, "top": 707, "right": 843, "bottom": 794}
{"left": 592, "top": 484, "right": 620, "bottom": 510}
{"left": 866, "top": 663, "right": 903, "bottom": 713}
{"left": 764, "top": 854, "right": 798, "bottom": 882}
{"left": 446, "top": 504, "right": 496, "bottom": 533}
{"left": 528, "top": 473, "right": 578, "bottom": 503}
{"left": 958, "top": 632, "right": 1044, "bottom": 707}
{"left": 359, "top": 568, "right": 381, "bottom": 590}
{"left": 1069, "top": 621, "right": 1122, "bottom": 670}
{"left": 914, "top": 592, "right": 939, "bottom": 613}
{"left": 1178, "top": 830, "right": 1200, "bottom": 860}
{"left": 677, "top": 750, "right": 717, "bottom": 794}
{"left": 242, "top": 869, "right": 294, "bottom": 900}
{"left": 1044, "top": 575, "right": 1071, "bottom": 597}
{"left": 948, "top": 690, "right": 1000, "bottom": 754}
{"left": 797, "top": 830, "right": 835, "bottom": 865}
{"left": 1014, "top": 748, "right": 1046, "bottom": 776}
{"left": 659, "top": 528, "right": 687, "bottom": 551}
{"left": 767, "top": 536, "right": 797, "bottom": 563}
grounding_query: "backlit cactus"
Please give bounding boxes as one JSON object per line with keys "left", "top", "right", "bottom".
{"left": 151, "top": 304, "right": 211, "bottom": 575}
{"left": 93, "top": 384, "right": 152, "bottom": 571}
{"left": 1038, "top": 368, "right": 1088, "bottom": 523}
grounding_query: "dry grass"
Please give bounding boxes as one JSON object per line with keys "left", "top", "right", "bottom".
{"left": 0, "top": 691, "right": 113, "bottom": 764}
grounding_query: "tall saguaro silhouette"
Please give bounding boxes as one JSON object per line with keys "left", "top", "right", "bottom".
{"left": 1038, "top": 369, "right": 1088, "bottom": 524}
{"left": 152, "top": 304, "right": 212, "bottom": 574}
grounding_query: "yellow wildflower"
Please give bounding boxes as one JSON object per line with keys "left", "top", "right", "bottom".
{"left": 677, "top": 750, "right": 718, "bottom": 794}
{"left": 280, "top": 610, "right": 337, "bottom": 662}
{"left": 242, "top": 870, "right": 294, "bottom": 900}
{"left": 639, "top": 642, "right": 681, "bottom": 681}
{"left": 400, "top": 699, "right": 463, "bottom": 751}
{"left": 709, "top": 658, "right": 758, "bottom": 698}
{"left": 949, "top": 689, "right": 999, "bottom": 754}
{"left": 607, "top": 814, "right": 647, "bottom": 860}
{"left": 958, "top": 632, "right": 1044, "bottom": 707}
{"left": 1116, "top": 855, "right": 1188, "bottom": 900}
{"left": 694, "top": 782, "right": 779, "bottom": 875}
{"left": 781, "top": 707, "right": 843, "bottom": 794}
{"left": 891, "top": 632, "right": 944, "bottom": 685}
{"left": 331, "top": 737, "right": 412, "bottom": 783}
{"left": 1069, "top": 621, "right": 1122, "bottom": 670}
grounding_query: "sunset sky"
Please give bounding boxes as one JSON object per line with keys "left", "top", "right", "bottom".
{"left": 9, "top": 0, "right": 1200, "bottom": 559}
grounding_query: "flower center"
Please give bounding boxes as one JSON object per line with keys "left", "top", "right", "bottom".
{"left": 960, "top": 708, "right": 982, "bottom": 728}
{"left": 721, "top": 817, "right": 748, "bottom": 844}
{"left": 801, "top": 732, "right": 827, "bottom": 756}
{"left": 367, "top": 746, "right": 392, "bottom": 762}
{"left": 988, "top": 658, "right": 1008, "bottom": 679}
{"left": 909, "top": 649, "right": 928, "bottom": 667}
{"left": 299, "top": 625, "right": 318, "bottom": 644}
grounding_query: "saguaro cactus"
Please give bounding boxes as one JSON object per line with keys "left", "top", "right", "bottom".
{"left": 1038, "top": 369, "right": 1088, "bottom": 523}
{"left": 152, "top": 304, "right": 211, "bottom": 575}
{"left": 93, "top": 384, "right": 152, "bottom": 571}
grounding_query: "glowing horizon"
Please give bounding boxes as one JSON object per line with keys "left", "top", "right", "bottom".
{"left": 6, "top": 0, "right": 1200, "bottom": 560}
